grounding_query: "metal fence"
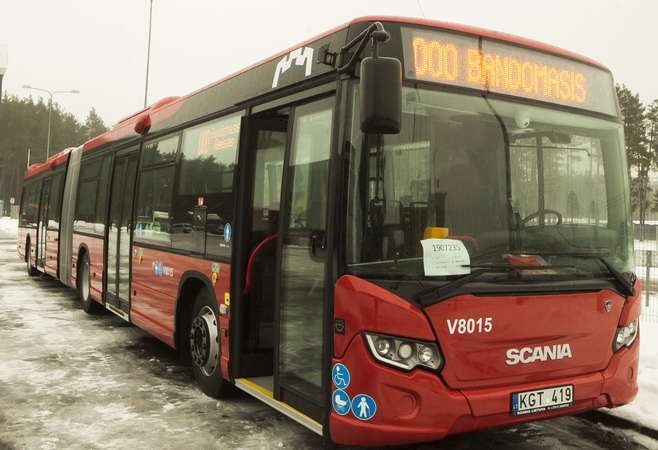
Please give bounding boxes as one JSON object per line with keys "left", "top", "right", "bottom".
{"left": 635, "top": 246, "right": 658, "bottom": 323}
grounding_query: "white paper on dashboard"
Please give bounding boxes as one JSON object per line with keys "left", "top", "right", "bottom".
{"left": 421, "top": 238, "right": 470, "bottom": 276}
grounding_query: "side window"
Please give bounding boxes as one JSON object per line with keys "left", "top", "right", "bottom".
{"left": 172, "top": 113, "right": 242, "bottom": 257}
{"left": 20, "top": 181, "right": 40, "bottom": 228}
{"left": 47, "top": 172, "right": 64, "bottom": 229}
{"left": 134, "top": 136, "right": 180, "bottom": 247}
{"left": 77, "top": 159, "right": 101, "bottom": 219}
{"left": 74, "top": 155, "right": 112, "bottom": 235}
{"left": 19, "top": 184, "right": 29, "bottom": 227}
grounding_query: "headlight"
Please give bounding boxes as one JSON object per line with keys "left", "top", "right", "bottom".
{"left": 364, "top": 332, "right": 443, "bottom": 372}
{"left": 375, "top": 338, "right": 391, "bottom": 355}
{"left": 612, "top": 319, "right": 639, "bottom": 352}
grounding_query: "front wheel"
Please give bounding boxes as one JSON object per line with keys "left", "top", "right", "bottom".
{"left": 190, "top": 288, "right": 231, "bottom": 398}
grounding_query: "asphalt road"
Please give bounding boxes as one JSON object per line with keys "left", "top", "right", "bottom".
{"left": 0, "top": 228, "right": 649, "bottom": 450}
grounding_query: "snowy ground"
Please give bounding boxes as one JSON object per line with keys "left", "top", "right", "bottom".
{"left": 2, "top": 217, "right": 656, "bottom": 445}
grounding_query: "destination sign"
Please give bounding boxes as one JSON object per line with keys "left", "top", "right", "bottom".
{"left": 196, "top": 118, "right": 240, "bottom": 156}
{"left": 401, "top": 28, "right": 617, "bottom": 116}
{"left": 180, "top": 112, "right": 242, "bottom": 167}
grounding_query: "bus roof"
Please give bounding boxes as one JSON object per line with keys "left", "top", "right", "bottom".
{"left": 370, "top": 16, "right": 607, "bottom": 70}
{"left": 24, "top": 147, "right": 75, "bottom": 179}
{"left": 53, "top": 16, "right": 611, "bottom": 162}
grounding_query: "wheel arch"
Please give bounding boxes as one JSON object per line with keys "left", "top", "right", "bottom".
{"left": 174, "top": 270, "right": 217, "bottom": 362}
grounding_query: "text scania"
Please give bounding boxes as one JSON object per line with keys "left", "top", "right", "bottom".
{"left": 505, "top": 344, "right": 572, "bottom": 365}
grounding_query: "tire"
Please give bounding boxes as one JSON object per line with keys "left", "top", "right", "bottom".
{"left": 79, "top": 253, "right": 101, "bottom": 314}
{"left": 190, "top": 288, "right": 231, "bottom": 398}
{"left": 25, "top": 241, "right": 39, "bottom": 277}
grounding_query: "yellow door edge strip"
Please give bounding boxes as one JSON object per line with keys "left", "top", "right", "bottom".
{"left": 235, "top": 378, "right": 323, "bottom": 435}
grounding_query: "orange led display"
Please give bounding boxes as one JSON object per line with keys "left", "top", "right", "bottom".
{"left": 197, "top": 122, "right": 241, "bottom": 156}
{"left": 403, "top": 28, "right": 617, "bottom": 116}
{"left": 465, "top": 49, "right": 586, "bottom": 103}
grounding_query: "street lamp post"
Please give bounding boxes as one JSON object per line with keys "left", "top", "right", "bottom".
{"left": 0, "top": 43, "right": 8, "bottom": 118}
{"left": 144, "top": 0, "right": 154, "bottom": 108}
{"left": 22, "top": 85, "right": 80, "bottom": 160}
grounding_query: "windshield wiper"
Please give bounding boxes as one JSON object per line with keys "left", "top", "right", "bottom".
{"left": 418, "top": 264, "right": 573, "bottom": 306}
{"left": 590, "top": 256, "right": 635, "bottom": 297}
{"left": 510, "top": 252, "right": 636, "bottom": 297}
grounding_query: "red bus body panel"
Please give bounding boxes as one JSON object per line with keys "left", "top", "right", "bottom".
{"left": 425, "top": 291, "right": 626, "bottom": 389}
{"left": 129, "top": 245, "right": 231, "bottom": 379}
{"left": 44, "top": 229, "right": 59, "bottom": 277}
{"left": 17, "top": 228, "right": 28, "bottom": 262}
{"left": 331, "top": 275, "right": 639, "bottom": 446}
{"left": 71, "top": 235, "right": 105, "bottom": 302}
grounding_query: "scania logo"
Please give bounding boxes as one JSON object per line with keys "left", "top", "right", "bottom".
{"left": 505, "top": 344, "right": 572, "bottom": 365}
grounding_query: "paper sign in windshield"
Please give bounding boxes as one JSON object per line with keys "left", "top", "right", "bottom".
{"left": 421, "top": 239, "right": 470, "bottom": 276}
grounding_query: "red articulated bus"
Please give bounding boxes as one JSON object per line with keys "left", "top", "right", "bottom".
{"left": 17, "top": 16, "right": 639, "bottom": 446}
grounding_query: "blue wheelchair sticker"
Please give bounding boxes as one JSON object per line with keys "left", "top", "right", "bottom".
{"left": 332, "top": 389, "right": 351, "bottom": 416}
{"left": 224, "top": 223, "right": 232, "bottom": 243}
{"left": 332, "top": 363, "right": 350, "bottom": 389}
{"left": 352, "top": 394, "right": 376, "bottom": 420}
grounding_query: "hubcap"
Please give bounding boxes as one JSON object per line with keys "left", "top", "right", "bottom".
{"left": 190, "top": 306, "right": 219, "bottom": 376}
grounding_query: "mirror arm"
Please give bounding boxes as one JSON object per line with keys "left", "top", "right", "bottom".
{"left": 337, "top": 22, "right": 390, "bottom": 74}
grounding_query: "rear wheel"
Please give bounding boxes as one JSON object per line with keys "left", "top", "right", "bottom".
{"left": 25, "top": 240, "right": 38, "bottom": 277}
{"left": 190, "top": 288, "right": 231, "bottom": 397}
{"left": 79, "top": 253, "right": 101, "bottom": 314}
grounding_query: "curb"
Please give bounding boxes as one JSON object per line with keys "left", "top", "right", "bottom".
{"left": 577, "top": 410, "right": 658, "bottom": 441}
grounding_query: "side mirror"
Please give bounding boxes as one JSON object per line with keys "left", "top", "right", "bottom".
{"left": 360, "top": 56, "right": 402, "bottom": 135}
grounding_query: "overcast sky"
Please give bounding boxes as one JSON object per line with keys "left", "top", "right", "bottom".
{"left": 1, "top": 0, "right": 655, "bottom": 127}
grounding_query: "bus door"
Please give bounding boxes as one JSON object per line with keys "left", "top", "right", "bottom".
{"left": 36, "top": 178, "right": 52, "bottom": 271}
{"left": 105, "top": 150, "right": 138, "bottom": 319}
{"left": 235, "top": 117, "right": 287, "bottom": 378}
{"left": 275, "top": 97, "right": 333, "bottom": 421}
{"left": 235, "top": 96, "right": 334, "bottom": 425}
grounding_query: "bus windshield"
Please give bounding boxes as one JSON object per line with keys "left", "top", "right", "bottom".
{"left": 345, "top": 86, "right": 633, "bottom": 282}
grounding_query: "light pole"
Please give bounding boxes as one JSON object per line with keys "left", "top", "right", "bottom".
{"left": 22, "top": 85, "right": 80, "bottom": 160}
{"left": 0, "top": 43, "right": 8, "bottom": 118}
{"left": 144, "top": 0, "right": 153, "bottom": 108}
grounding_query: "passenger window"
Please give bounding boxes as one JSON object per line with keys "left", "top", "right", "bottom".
{"left": 133, "top": 136, "right": 180, "bottom": 247}
{"left": 74, "top": 155, "right": 112, "bottom": 235}
{"left": 48, "top": 172, "right": 64, "bottom": 229}
{"left": 20, "top": 181, "right": 41, "bottom": 228}
{"left": 172, "top": 113, "right": 242, "bottom": 257}
{"left": 142, "top": 135, "right": 179, "bottom": 167}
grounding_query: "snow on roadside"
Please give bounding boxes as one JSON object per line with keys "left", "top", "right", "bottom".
{"left": 0, "top": 217, "right": 18, "bottom": 233}
{"left": 603, "top": 320, "right": 658, "bottom": 432}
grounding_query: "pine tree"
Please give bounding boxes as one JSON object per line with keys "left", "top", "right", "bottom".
{"left": 83, "top": 107, "right": 109, "bottom": 140}
{"left": 0, "top": 93, "right": 107, "bottom": 216}
{"left": 617, "top": 84, "right": 650, "bottom": 239}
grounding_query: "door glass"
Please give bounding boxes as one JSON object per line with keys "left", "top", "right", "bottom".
{"left": 107, "top": 153, "right": 138, "bottom": 305}
{"left": 37, "top": 180, "right": 52, "bottom": 269}
{"left": 278, "top": 98, "right": 333, "bottom": 400}
{"left": 119, "top": 157, "right": 138, "bottom": 300}
{"left": 246, "top": 129, "right": 286, "bottom": 352}
{"left": 107, "top": 158, "right": 125, "bottom": 297}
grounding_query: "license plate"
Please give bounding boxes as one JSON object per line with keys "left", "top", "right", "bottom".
{"left": 511, "top": 385, "right": 573, "bottom": 416}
